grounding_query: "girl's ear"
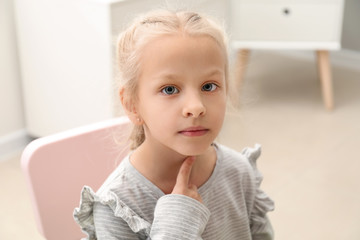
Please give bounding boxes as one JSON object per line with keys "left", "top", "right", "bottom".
{"left": 119, "top": 88, "right": 143, "bottom": 126}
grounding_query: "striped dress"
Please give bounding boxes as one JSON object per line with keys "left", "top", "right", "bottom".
{"left": 74, "top": 144, "right": 274, "bottom": 240}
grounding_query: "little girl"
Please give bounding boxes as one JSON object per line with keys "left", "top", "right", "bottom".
{"left": 74, "top": 9, "right": 274, "bottom": 240}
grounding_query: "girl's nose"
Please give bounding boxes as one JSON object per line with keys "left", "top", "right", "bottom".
{"left": 182, "top": 93, "right": 206, "bottom": 118}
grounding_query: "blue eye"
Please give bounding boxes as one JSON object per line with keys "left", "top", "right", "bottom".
{"left": 202, "top": 83, "right": 217, "bottom": 92}
{"left": 161, "top": 86, "right": 179, "bottom": 95}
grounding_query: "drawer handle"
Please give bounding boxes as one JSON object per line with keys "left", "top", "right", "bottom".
{"left": 283, "top": 8, "right": 291, "bottom": 16}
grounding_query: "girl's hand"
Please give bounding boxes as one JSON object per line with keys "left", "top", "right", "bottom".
{"left": 171, "top": 157, "right": 203, "bottom": 203}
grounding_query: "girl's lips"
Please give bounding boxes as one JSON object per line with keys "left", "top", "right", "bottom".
{"left": 179, "top": 127, "right": 209, "bottom": 137}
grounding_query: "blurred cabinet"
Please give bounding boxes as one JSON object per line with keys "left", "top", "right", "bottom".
{"left": 230, "top": 0, "right": 344, "bottom": 110}
{"left": 14, "top": 0, "right": 228, "bottom": 136}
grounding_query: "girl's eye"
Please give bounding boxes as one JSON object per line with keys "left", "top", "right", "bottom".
{"left": 202, "top": 83, "right": 218, "bottom": 92}
{"left": 161, "top": 86, "right": 179, "bottom": 95}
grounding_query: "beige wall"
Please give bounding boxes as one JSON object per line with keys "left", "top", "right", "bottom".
{"left": 0, "top": 0, "right": 25, "bottom": 136}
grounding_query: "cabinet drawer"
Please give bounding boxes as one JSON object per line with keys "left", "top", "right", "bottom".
{"left": 231, "top": 2, "right": 343, "bottom": 43}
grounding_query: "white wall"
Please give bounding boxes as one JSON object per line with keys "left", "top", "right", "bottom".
{"left": 0, "top": 0, "right": 359, "bottom": 159}
{"left": 0, "top": 0, "right": 28, "bottom": 159}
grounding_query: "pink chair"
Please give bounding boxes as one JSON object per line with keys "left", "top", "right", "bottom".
{"left": 21, "top": 117, "right": 131, "bottom": 240}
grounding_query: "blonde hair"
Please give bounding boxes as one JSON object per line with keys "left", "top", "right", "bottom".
{"left": 117, "top": 9, "right": 229, "bottom": 150}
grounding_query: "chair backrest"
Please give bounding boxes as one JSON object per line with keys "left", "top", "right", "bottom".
{"left": 21, "top": 116, "right": 131, "bottom": 240}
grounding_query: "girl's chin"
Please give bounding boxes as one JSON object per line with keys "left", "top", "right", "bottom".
{"left": 174, "top": 144, "right": 213, "bottom": 158}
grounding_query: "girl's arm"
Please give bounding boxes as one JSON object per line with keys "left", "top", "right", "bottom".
{"left": 93, "top": 195, "right": 210, "bottom": 240}
{"left": 150, "top": 157, "right": 210, "bottom": 239}
{"left": 92, "top": 157, "right": 210, "bottom": 240}
{"left": 251, "top": 215, "right": 274, "bottom": 240}
{"left": 242, "top": 145, "right": 275, "bottom": 240}
{"left": 93, "top": 202, "right": 142, "bottom": 240}
{"left": 150, "top": 194, "right": 210, "bottom": 239}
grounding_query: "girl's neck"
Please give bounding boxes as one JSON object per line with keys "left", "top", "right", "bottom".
{"left": 130, "top": 140, "right": 217, "bottom": 194}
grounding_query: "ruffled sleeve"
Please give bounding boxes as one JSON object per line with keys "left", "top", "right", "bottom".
{"left": 242, "top": 144, "right": 275, "bottom": 240}
{"left": 73, "top": 186, "right": 210, "bottom": 240}
{"left": 73, "top": 186, "right": 151, "bottom": 240}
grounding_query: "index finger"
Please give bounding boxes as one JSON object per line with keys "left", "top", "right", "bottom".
{"left": 175, "top": 156, "right": 195, "bottom": 187}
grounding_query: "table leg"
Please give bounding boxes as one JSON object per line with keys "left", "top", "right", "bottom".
{"left": 316, "top": 50, "right": 334, "bottom": 110}
{"left": 234, "top": 49, "right": 250, "bottom": 91}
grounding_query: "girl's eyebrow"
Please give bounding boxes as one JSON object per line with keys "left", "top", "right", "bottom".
{"left": 205, "top": 69, "right": 225, "bottom": 77}
{"left": 156, "top": 68, "right": 224, "bottom": 79}
{"left": 151, "top": 68, "right": 225, "bottom": 87}
{"left": 154, "top": 73, "right": 179, "bottom": 82}
{"left": 150, "top": 73, "right": 180, "bottom": 88}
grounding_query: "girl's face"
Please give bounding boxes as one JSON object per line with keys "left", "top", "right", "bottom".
{"left": 135, "top": 35, "right": 227, "bottom": 157}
